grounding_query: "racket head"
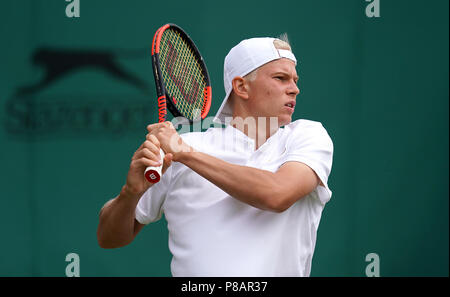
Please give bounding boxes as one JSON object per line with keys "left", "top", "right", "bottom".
{"left": 151, "top": 24, "right": 212, "bottom": 123}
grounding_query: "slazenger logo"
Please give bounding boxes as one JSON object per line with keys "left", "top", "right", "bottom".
{"left": 3, "top": 47, "right": 153, "bottom": 140}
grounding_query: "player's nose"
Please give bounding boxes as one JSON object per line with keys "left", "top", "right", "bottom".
{"left": 287, "top": 80, "right": 300, "bottom": 96}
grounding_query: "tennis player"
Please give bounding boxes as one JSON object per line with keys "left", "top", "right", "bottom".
{"left": 97, "top": 36, "right": 334, "bottom": 277}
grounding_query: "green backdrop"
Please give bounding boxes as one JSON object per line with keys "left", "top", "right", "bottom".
{"left": 0, "top": 0, "right": 448, "bottom": 276}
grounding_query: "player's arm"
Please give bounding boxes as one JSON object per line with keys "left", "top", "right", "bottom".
{"left": 97, "top": 191, "right": 145, "bottom": 249}
{"left": 177, "top": 152, "right": 319, "bottom": 212}
{"left": 97, "top": 134, "right": 172, "bottom": 248}
{"left": 149, "top": 122, "right": 320, "bottom": 212}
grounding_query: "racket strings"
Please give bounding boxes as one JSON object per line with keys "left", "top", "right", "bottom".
{"left": 159, "top": 29, "right": 206, "bottom": 120}
{"left": 168, "top": 31, "right": 205, "bottom": 119}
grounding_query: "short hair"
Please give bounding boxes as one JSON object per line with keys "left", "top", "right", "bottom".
{"left": 274, "top": 33, "right": 292, "bottom": 51}
{"left": 244, "top": 33, "right": 293, "bottom": 81}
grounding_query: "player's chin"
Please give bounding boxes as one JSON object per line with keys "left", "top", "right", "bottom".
{"left": 278, "top": 114, "right": 292, "bottom": 127}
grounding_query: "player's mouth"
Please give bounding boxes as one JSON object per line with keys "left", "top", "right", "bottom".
{"left": 284, "top": 101, "right": 296, "bottom": 113}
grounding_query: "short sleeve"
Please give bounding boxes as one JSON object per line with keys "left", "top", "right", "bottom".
{"left": 135, "top": 166, "right": 173, "bottom": 224}
{"left": 283, "top": 120, "right": 334, "bottom": 204}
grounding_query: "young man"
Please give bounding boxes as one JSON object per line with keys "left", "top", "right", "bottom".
{"left": 97, "top": 36, "right": 334, "bottom": 276}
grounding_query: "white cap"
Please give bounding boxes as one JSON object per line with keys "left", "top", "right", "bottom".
{"left": 213, "top": 37, "right": 297, "bottom": 124}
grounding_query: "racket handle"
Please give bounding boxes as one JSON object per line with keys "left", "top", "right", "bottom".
{"left": 144, "top": 149, "right": 165, "bottom": 183}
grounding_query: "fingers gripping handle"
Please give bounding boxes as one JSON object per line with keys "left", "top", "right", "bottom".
{"left": 144, "top": 149, "right": 165, "bottom": 183}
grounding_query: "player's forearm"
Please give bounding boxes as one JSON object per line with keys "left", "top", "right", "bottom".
{"left": 176, "top": 152, "right": 286, "bottom": 212}
{"left": 97, "top": 185, "right": 142, "bottom": 248}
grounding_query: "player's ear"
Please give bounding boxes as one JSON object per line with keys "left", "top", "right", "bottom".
{"left": 231, "top": 77, "right": 249, "bottom": 100}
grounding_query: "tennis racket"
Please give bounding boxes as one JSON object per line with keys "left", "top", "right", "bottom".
{"left": 144, "top": 23, "right": 212, "bottom": 183}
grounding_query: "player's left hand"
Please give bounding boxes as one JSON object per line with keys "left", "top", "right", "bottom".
{"left": 147, "top": 121, "right": 194, "bottom": 160}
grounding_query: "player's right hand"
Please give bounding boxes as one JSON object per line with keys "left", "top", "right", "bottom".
{"left": 124, "top": 133, "right": 173, "bottom": 196}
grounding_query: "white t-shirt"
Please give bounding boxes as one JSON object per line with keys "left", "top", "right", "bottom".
{"left": 135, "top": 119, "right": 334, "bottom": 276}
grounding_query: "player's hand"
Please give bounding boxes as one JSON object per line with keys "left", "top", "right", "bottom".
{"left": 124, "top": 133, "right": 173, "bottom": 196}
{"left": 147, "top": 122, "right": 194, "bottom": 160}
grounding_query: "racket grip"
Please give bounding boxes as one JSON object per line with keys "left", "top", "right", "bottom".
{"left": 144, "top": 149, "right": 165, "bottom": 183}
